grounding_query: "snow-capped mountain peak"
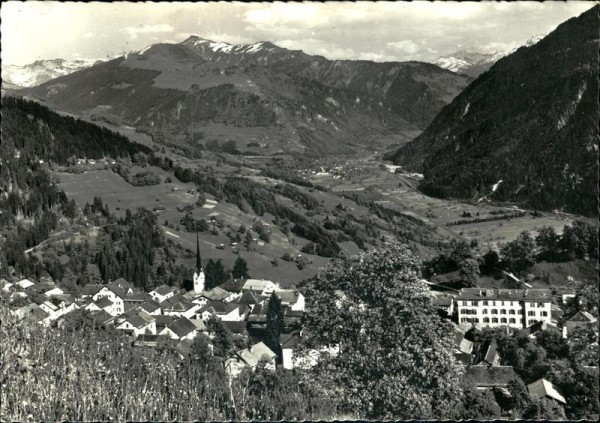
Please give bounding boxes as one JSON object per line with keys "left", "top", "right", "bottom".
{"left": 2, "top": 58, "right": 103, "bottom": 89}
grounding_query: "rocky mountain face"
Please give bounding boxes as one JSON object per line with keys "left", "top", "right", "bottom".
{"left": 22, "top": 37, "right": 470, "bottom": 156}
{"left": 389, "top": 5, "right": 599, "bottom": 217}
{"left": 434, "top": 35, "right": 545, "bottom": 77}
{"left": 1, "top": 58, "right": 102, "bottom": 88}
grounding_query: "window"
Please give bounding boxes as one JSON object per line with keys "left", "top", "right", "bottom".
{"left": 541, "top": 311, "right": 548, "bottom": 317}
{"left": 528, "top": 311, "right": 535, "bottom": 316}
{"left": 509, "top": 310, "right": 516, "bottom": 315}
{"left": 538, "top": 302, "right": 545, "bottom": 308}
{"left": 528, "top": 320, "right": 536, "bottom": 326}
{"left": 483, "top": 300, "right": 488, "bottom": 306}
{"left": 491, "top": 301, "right": 496, "bottom": 306}
{"left": 501, "top": 301, "right": 505, "bottom": 306}
{"left": 458, "top": 301, "right": 463, "bottom": 306}
{"left": 500, "top": 309, "right": 507, "bottom": 314}
{"left": 471, "top": 301, "right": 478, "bottom": 306}
{"left": 501, "top": 318, "right": 507, "bottom": 323}
{"left": 492, "top": 318, "right": 498, "bottom": 323}
{"left": 482, "top": 309, "right": 488, "bottom": 314}
{"left": 510, "top": 301, "right": 514, "bottom": 306}
{"left": 509, "top": 318, "right": 516, "bottom": 324}
{"left": 491, "top": 309, "right": 498, "bottom": 314}
{"left": 483, "top": 318, "right": 490, "bottom": 323}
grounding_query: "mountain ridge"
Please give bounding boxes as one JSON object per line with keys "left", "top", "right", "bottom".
{"left": 389, "top": 5, "right": 599, "bottom": 217}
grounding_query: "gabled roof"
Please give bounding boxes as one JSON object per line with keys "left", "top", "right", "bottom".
{"left": 159, "top": 293, "right": 183, "bottom": 308}
{"left": 566, "top": 310, "right": 597, "bottom": 323}
{"left": 231, "top": 342, "right": 277, "bottom": 367}
{"left": 139, "top": 301, "right": 161, "bottom": 314}
{"left": 527, "top": 379, "right": 566, "bottom": 404}
{"left": 280, "top": 331, "right": 302, "bottom": 349}
{"left": 155, "top": 315, "right": 175, "bottom": 329}
{"left": 522, "top": 320, "right": 560, "bottom": 336}
{"left": 199, "top": 300, "right": 238, "bottom": 315}
{"left": 483, "top": 341, "right": 499, "bottom": 364}
{"left": 431, "top": 295, "right": 454, "bottom": 307}
{"left": 242, "top": 279, "right": 278, "bottom": 292}
{"left": 168, "top": 317, "right": 197, "bottom": 338}
{"left": 95, "top": 297, "right": 114, "bottom": 309}
{"left": 164, "top": 299, "right": 196, "bottom": 313}
{"left": 276, "top": 289, "right": 301, "bottom": 304}
{"left": 457, "top": 288, "right": 552, "bottom": 302}
{"left": 90, "top": 310, "right": 114, "bottom": 325}
{"left": 284, "top": 309, "right": 304, "bottom": 318}
{"left": 466, "top": 365, "right": 515, "bottom": 387}
{"left": 455, "top": 332, "right": 474, "bottom": 355}
{"left": 202, "top": 287, "right": 231, "bottom": 301}
{"left": 219, "top": 278, "right": 246, "bottom": 293}
{"left": 235, "top": 291, "right": 266, "bottom": 305}
{"left": 152, "top": 284, "right": 178, "bottom": 296}
{"left": 190, "top": 319, "right": 207, "bottom": 331}
{"left": 30, "top": 305, "right": 50, "bottom": 321}
{"left": 80, "top": 284, "right": 104, "bottom": 296}
{"left": 124, "top": 292, "right": 151, "bottom": 302}
{"left": 17, "top": 278, "right": 35, "bottom": 288}
{"left": 221, "top": 321, "right": 248, "bottom": 334}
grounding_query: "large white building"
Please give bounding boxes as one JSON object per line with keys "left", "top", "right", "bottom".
{"left": 456, "top": 288, "right": 553, "bottom": 329}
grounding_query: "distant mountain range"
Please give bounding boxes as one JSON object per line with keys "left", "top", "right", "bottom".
{"left": 1, "top": 58, "right": 104, "bottom": 89}
{"left": 434, "top": 35, "right": 545, "bottom": 77}
{"left": 389, "top": 5, "right": 599, "bottom": 217}
{"left": 19, "top": 36, "right": 471, "bottom": 156}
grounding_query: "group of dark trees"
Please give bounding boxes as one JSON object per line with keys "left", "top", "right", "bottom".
{"left": 422, "top": 220, "right": 598, "bottom": 286}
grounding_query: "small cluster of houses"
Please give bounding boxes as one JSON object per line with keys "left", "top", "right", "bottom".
{"left": 428, "top": 286, "right": 599, "bottom": 409}
{"left": 2, "top": 266, "right": 308, "bottom": 378}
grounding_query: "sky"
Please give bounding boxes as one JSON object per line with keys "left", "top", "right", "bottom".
{"left": 1, "top": 1, "right": 596, "bottom": 66}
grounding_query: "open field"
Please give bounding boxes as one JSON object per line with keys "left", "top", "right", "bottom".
{"left": 58, "top": 168, "right": 334, "bottom": 285}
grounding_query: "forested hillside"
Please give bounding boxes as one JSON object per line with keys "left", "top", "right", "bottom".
{"left": 390, "top": 5, "right": 599, "bottom": 217}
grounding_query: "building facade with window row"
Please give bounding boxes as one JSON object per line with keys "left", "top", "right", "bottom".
{"left": 456, "top": 288, "right": 553, "bottom": 329}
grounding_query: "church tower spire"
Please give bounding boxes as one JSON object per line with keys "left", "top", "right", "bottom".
{"left": 193, "top": 230, "right": 205, "bottom": 293}
{"left": 195, "top": 229, "right": 202, "bottom": 272}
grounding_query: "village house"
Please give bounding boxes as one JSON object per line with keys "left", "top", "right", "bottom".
{"left": 465, "top": 365, "right": 516, "bottom": 392}
{"left": 197, "top": 300, "right": 245, "bottom": 322}
{"left": 12, "top": 303, "right": 53, "bottom": 326}
{"left": 161, "top": 296, "right": 201, "bottom": 319}
{"left": 159, "top": 317, "right": 198, "bottom": 341}
{"left": 280, "top": 331, "right": 302, "bottom": 370}
{"left": 116, "top": 310, "right": 156, "bottom": 337}
{"left": 123, "top": 291, "right": 152, "bottom": 312}
{"left": 16, "top": 278, "right": 35, "bottom": 289}
{"left": 454, "top": 330, "right": 475, "bottom": 366}
{"left": 224, "top": 341, "right": 277, "bottom": 378}
{"left": 138, "top": 300, "right": 162, "bottom": 316}
{"left": 430, "top": 294, "right": 455, "bottom": 317}
{"left": 563, "top": 310, "right": 597, "bottom": 335}
{"left": 527, "top": 378, "right": 566, "bottom": 404}
{"left": 81, "top": 284, "right": 125, "bottom": 316}
{"left": 38, "top": 295, "right": 79, "bottom": 320}
{"left": 149, "top": 284, "right": 179, "bottom": 303}
{"left": 241, "top": 279, "right": 280, "bottom": 296}
{"left": 474, "top": 340, "right": 501, "bottom": 367}
{"left": 84, "top": 296, "right": 118, "bottom": 316}
{"left": 276, "top": 289, "right": 306, "bottom": 312}
{"left": 43, "top": 286, "right": 65, "bottom": 297}
{"left": 233, "top": 291, "right": 266, "bottom": 312}
{"left": 456, "top": 288, "right": 553, "bottom": 329}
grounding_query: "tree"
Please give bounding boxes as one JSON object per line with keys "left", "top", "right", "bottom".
{"left": 500, "top": 231, "right": 536, "bottom": 274}
{"left": 459, "top": 381, "right": 502, "bottom": 420}
{"left": 205, "top": 259, "right": 228, "bottom": 290}
{"left": 206, "top": 316, "right": 233, "bottom": 358}
{"left": 535, "top": 226, "right": 560, "bottom": 261}
{"left": 480, "top": 249, "right": 499, "bottom": 274}
{"left": 459, "top": 258, "right": 480, "bottom": 287}
{"left": 232, "top": 256, "right": 249, "bottom": 279}
{"left": 265, "top": 292, "right": 284, "bottom": 361}
{"left": 300, "top": 243, "right": 464, "bottom": 419}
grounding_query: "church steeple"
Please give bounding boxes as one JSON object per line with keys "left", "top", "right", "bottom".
{"left": 193, "top": 230, "right": 205, "bottom": 293}
{"left": 195, "top": 230, "right": 202, "bottom": 272}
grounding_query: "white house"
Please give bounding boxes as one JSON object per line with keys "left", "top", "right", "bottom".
{"left": 116, "top": 310, "right": 156, "bottom": 336}
{"left": 456, "top": 288, "right": 553, "bottom": 329}
{"left": 149, "top": 284, "right": 178, "bottom": 304}
{"left": 224, "top": 342, "right": 277, "bottom": 378}
{"left": 43, "top": 286, "right": 65, "bottom": 297}
{"left": 159, "top": 317, "right": 197, "bottom": 341}
{"left": 241, "top": 279, "right": 280, "bottom": 296}
{"left": 16, "top": 279, "right": 35, "bottom": 289}
{"left": 276, "top": 289, "right": 305, "bottom": 312}
{"left": 280, "top": 331, "right": 302, "bottom": 370}
{"left": 198, "top": 301, "right": 244, "bottom": 322}
{"left": 87, "top": 286, "right": 125, "bottom": 316}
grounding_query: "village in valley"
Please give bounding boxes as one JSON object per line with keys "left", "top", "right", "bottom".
{"left": 1, "top": 1, "right": 599, "bottom": 421}
{"left": 3, "top": 225, "right": 598, "bottom": 413}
